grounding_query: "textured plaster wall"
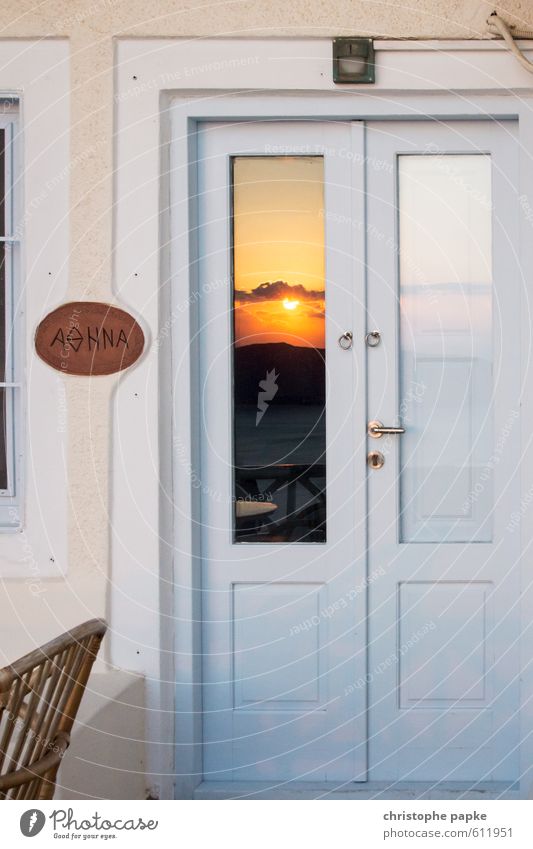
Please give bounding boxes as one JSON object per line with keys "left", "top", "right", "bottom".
{"left": 0, "top": 0, "right": 533, "bottom": 662}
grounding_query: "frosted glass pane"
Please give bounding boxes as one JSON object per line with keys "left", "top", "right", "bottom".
{"left": 399, "top": 155, "right": 492, "bottom": 285}
{"left": 399, "top": 155, "right": 493, "bottom": 543}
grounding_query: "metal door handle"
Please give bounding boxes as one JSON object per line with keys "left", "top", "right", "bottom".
{"left": 368, "top": 419, "right": 406, "bottom": 438}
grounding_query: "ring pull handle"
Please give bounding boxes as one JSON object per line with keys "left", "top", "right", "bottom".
{"left": 338, "top": 331, "right": 353, "bottom": 350}
{"left": 365, "top": 331, "right": 381, "bottom": 348}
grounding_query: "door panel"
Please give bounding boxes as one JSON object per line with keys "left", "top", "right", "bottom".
{"left": 198, "top": 121, "right": 367, "bottom": 781}
{"left": 366, "top": 121, "right": 520, "bottom": 781}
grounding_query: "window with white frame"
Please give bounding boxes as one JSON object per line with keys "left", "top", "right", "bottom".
{"left": 0, "top": 102, "right": 21, "bottom": 530}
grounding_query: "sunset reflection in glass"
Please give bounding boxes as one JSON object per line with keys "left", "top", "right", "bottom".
{"left": 232, "top": 156, "right": 326, "bottom": 542}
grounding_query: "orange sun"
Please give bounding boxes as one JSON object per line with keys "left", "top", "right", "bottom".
{"left": 282, "top": 299, "right": 299, "bottom": 311}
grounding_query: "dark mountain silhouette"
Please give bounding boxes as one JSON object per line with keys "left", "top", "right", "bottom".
{"left": 234, "top": 342, "right": 325, "bottom": 405}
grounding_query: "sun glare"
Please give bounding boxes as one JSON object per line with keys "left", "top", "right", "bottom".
{"left": 282, "top": 299, "right": 299, "bottom": 311}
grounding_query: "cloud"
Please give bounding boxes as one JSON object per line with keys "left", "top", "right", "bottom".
{"left": 235, "top": 281, "right": 324, "bottom": 303}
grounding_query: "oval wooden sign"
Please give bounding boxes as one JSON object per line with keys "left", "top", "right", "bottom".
{"left": 35, "top": 301, "right": 145, "bottom": 376}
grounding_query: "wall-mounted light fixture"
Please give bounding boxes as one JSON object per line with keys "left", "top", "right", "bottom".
{"left": 333, "top": 38, "right": 375, "bottom": 84}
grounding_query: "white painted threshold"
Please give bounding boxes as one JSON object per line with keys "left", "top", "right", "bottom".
{"left": 193, "top": 781, "right": 521, "bottom": 800}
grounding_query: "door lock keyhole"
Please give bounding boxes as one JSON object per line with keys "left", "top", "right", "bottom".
{"left": 367, "top": 450, "right": 385, "bottom": 469}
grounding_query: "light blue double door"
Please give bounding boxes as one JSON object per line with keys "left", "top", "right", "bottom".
{"left": 197, "top": 118, "right": 521, "bottom": 784}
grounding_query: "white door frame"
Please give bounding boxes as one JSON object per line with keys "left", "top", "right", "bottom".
{"left": 112, "top": 37, "right": 533, "bottom": 799}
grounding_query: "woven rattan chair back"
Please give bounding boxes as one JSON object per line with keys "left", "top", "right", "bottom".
{"left": 0, "top": 618, "right": 107, "bottom": 800}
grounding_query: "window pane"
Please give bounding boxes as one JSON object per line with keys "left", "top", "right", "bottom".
{"left": 398, "top": 154, "right": 493, "bottom": 542}
{"left": 0, "top": 132, "right": 5, "bottom": 381}
{"left": 0, "top": 388, "right": 8, "bottom": 491}
{"left": 0, "top": 129, "right": 4, "bottom": 239}
{"left": 0, "top": 242, "right": 5, "bottom": 384}
{"left": 0, "top": 130, "right": 7, "bottom": 490}
{"left": 232, "top": 156, "right": 326, "bottom": 542}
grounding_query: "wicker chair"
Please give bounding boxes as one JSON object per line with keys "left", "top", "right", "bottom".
{"left": 0, "top": 618, "right": 107, "bottom": 800}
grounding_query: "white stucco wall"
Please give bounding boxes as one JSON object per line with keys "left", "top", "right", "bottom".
{"left": 0, "top": 0, "right": 531, "bottom": 664}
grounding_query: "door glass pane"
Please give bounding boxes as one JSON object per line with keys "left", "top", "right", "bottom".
{"left": 398, "top": 154, "right": 493, "bottom": 542}
{"left": 232, "top": 156, "right": 326, "bottom": 542}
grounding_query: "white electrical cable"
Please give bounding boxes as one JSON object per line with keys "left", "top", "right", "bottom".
{"left": 487, "top": 11, "right": 533, "bottom": 74}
